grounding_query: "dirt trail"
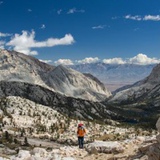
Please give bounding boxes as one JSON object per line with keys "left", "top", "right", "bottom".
{"left": 20, "top": 138, "right": 64, "bottom": 149}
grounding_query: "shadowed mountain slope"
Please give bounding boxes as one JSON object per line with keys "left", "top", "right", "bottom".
{"left": 0, "top": 81, "right": 118, "bottom": 122}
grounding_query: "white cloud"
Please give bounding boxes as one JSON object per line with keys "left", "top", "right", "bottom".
{"left": 125, "top": 15, "right": 142, "bottom": 21}
{"left": 103, "top": 58, "right": 126, "bottom": 64}
{"left": 57, "top": 9, "right": 62, "bottom": 15}
{"left": 0, "top": 1, "right": 3, "bottom": 5}
{"left": 54, "top": 59, "right": 74, "bottom": 65}
{"left": 0, "top": 32, "right": 11, "bottom": 37}
{"left": 67, "top": 8, "right": 76, "bottom": 14}
{"left": 40, "top": 24, "right": 46, "bottom": 29}
{"left": 46, "top": 54, "right": 160, "bottom": 66}
{"left": 102, "top": 54, "right": 160, "bottom": 65}
{"left": 125, "top": 14, "right": 160, "bottom": 21}
{"left": 128, "top": 53, "right": 160, "bottom": 65}
{"left": 77, "top": 57, "right": 99, "bottom": 64}
{"left": 92, "top": 25, "right": 106, "bottom": 29}
{"left": 143, "top": 15, "right": 160, "bottom": 21}
{"left": 67, "top": 8, "right": 85, "bottom": 14}
{"left": 6, "top": 30, "right": 75, "bottom": 55}
{"left": 39, "top": 59, "right": 52, "bottom": 64}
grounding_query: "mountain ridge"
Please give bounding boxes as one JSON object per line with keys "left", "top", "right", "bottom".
{"left": 104, "top": 63, "right": 160, "bottom": 126}
{"left": 109, "top": 63, "right": 160, "bottom": 104}
{"left": 0, "top": 49, "right": 111, "bottom": 101}
{"left": 70, "top": 62, "right": 155, "bottom": 91}
{"left": 0, "top": 80, "right": 119, "bottom": 122}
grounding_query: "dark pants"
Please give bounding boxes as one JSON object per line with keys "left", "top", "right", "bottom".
{"left": 78, "top": 136, "right": 84, "bottom": 148}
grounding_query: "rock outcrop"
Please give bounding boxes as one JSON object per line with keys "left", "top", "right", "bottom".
{"left": 146, "top": 117, "right": 160, "bottom": 160}
{"left": 85, "top": 141, "right": 124, "bottom": 154}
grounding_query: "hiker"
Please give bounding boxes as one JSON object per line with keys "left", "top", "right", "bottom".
{"left": 77, "top": 123, "right": 86, "bottom": 149}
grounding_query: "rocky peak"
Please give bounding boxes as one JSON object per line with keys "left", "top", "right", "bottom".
{"left": 145, "top": 63, "right": 160, "bottom": 84}
{"left": 0, "top": 49, "right": 111, "bottom": 101}
{"left": 0, "top": 49, "right": 54, "bottom": 72}
{"left": 49, "top": 65, "right": 111, "bottom": 100}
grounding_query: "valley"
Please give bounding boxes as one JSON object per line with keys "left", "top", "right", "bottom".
{"left": 0, "top": 96, "right": 159, "bottom": 160}
{"left": 70, "top": 63, "right": 155, "bottom": 92}
{"left": 0, "top": 49, "right": 159, "bottom": 159}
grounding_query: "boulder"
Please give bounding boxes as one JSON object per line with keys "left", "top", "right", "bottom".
{"left": 11, "top": 150, "right": 31, "bottom": 160}
{"left": 3, "top": 147, "right": 17, "bottom": 155}
{"left": 156, "top": 134, "right": 160, "bottom": 144}
{"left": 139, "top": 155, "right": 148, "bottom": 160}
{"left": 139, "top": 143, "right": 153, "bottom": 154}
{"left": 85, "top": 141, "right": 124, "bottom": 154}
{"left": 147, "top": 143, "right": 160, "bottom": 160}
{"left": 32, "top": 147, "right": 47, "bottom": 157}
{"left": 147, "top": 117, "right": 160, "bottom": 160}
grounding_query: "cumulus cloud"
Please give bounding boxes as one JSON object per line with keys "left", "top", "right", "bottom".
{"left": 39, "top": 59, "right": 52, "bottom": 64}
{"left": 92, "top": 25, "right": 106, "bottom": 29}
{"left": 103, "top": 58, "right": 126, "bottom": 64}
{"left": 77, "top": 57, "right": 99, "bottom": 64}
{"left": 125, "top": 14, "right": 160, "bottom": 21}
{"left": 0, "top": 32, "right": 11, "bottom": 37}
{"left": 54, "top": 59, "right": 74, "bottom": 65}
{"left": 102, "top": 54, "right": 160, "bottom": 65}
{"left": 67, "top": 8, "right": 85, "bottom": 14}
{"left": 6, "top": 30, "right": 74, "bottom": 55}
{"left": 52, "top": 54, "right": 160, "bottom": 66}
{"left": 128, "top": 53, "right": 160, "bottom": 65}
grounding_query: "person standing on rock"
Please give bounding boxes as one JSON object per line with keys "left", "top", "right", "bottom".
{"left": 77, "top": 123, "right": 86, "bottom": 149}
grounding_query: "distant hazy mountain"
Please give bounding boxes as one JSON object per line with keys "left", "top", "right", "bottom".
{"left": 109, "top": 63, "right": 160, "bottom": 105}
{"left": 70, "top": 63, "right": 155, "bottom": 91}
{"left": 0, "top": 49, "right": 111, "bottom": 101}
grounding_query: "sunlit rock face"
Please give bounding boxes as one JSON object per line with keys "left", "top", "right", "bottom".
{"left": 0, "top": 49, "right": 111, "bottom": 101}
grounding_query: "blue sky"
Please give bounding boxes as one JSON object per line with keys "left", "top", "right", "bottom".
{"left": 1, "top": 0, "right": 160, "bottom": 65}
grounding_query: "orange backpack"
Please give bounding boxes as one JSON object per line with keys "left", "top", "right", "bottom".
{"left": 77, "top": 126, "right": 86, "bottom": 137}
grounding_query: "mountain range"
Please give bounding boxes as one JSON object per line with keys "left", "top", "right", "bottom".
{"left": 70, "top": 63, "right": 155, "bottom": 91}
{"left": 0, "top": 49, "right": 116, "bottom": 123}
{"left": 0, "top": 49, "right": 160, "bottom": 127}
{"left": 109, "top": 63, "right": 160, "bottom": 105}
{"left": 0, "top": 49, "right": 111, "bottom": 102}
{"left": 105, "top": 63, "right": 160, "bottom": 126}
